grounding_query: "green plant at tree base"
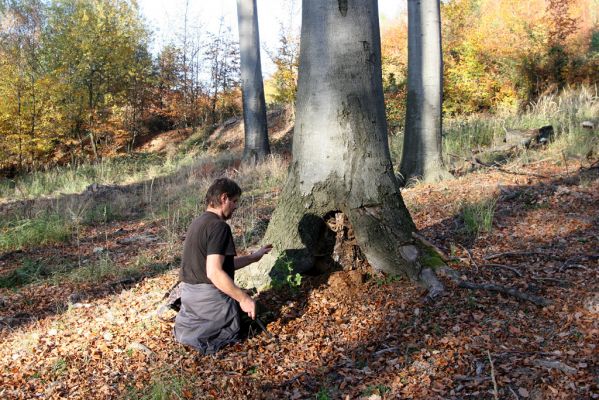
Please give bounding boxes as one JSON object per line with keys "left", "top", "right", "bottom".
{"left": 419, "top": 247, "right": 446, "bottom": 269}
{"left": 271, "top": 255, "right": 302, "bottom": 290}
{"left": 373, "top": 273, "right": 403, "bottom": 287}
{"left": 362, "top": 384, "right": 391, "bottom": 397}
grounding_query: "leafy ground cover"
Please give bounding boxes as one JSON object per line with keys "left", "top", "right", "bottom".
{"left": 0, "top": 90, "right": 597, "bottom": 398}
{"left": 0, "top": 154, "right": 597, "bottom": 399}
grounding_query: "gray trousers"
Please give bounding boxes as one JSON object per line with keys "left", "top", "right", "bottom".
{"left": 173, "top": 282, "right": 241, "bottom": 354}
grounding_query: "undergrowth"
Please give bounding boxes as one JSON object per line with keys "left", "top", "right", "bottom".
{"left": 390, "top": 85, "right": 598, "bottom": 169}
{"left": 0, "top": 250, "right": 172, "bottom": 289}
{"left": 459, "top": 197, "right": 497, "bottom": 239}
{"left": 0, "top": 152, "right": 196, "bottom": 201}
{"left": 0, "top": 87, "right": 595, "bottom": 263}
{"left": 0, "top": 213, "right": 72, "bottom": 252}
{"left": 0, "top": 259, "right": 52, "bottom": 288}
{"left": 125, "top": 371, "right": 187, "bottom": 400}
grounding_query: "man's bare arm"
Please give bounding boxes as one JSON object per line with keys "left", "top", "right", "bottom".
{"left": 206, "top": 254, "right": 256, "bottom": 319}
{"left": 234, "top": 244, "right": 273, "bottom": 270}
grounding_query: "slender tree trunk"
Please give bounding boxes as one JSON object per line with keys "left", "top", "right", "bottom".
{"left": 30, "top": 73, "right": 36, "bottom": 168}
{"left": 87, "top": 81, "right": 98, "bottom": 160}
{"left": 236, "top": 0, "right": 435, "bottom": 290}
{"left": 17, "top": 86, "right": 23, "bottom": 170}
{"left": 237, "top": 0, "right": 270, "bottom": 163}
{"left": 399, "top": 0, "right": 450, "bottom": 184}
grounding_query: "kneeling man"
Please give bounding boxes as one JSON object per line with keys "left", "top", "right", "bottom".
{"left": 174, "top": 178, "right": 271, "bottom": 354}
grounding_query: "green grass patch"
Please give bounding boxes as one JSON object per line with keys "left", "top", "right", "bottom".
{"left": 180, "top": 124, "right": 218, "bottom": 154}
{"left": 67, "top": 255, "right": 144, "bottom": 284}
{"left": 82, "top": 202, "right": 129, "bottom": 224}
{"left": 362, "top": 384, "right": 391, "bottom": 397}
{"left": 316, "top": 386, "right": 332, "bottom": 400}
{"left": 50, "top": 358, "right": 68, "bottom": 378}
{"left": 370, "top": 272, "right": 403, "bottom": 287}
{"left": 0, "top": 259, "right": 53, "bottom": 288}
{"left": 0, "top": 152, "right": 197, "bottom": 201}
{"left": 0, "top": 213, "right": 72, "bottom": 252}
{"left": 126, "top": 373, "right": 186, "bottom": 400}
{"left": 399, "top": 85, "right": 599, "bottom": 170}
{"left": 460, "top": 197, "right": 497, "bottom": 238}
{"left": 0, "top": 250, "right": 173, "bottom": 289}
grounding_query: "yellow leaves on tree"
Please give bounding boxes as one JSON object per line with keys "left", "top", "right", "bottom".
{"left": 380, "top": 0, "right": 598, "bottom": 118}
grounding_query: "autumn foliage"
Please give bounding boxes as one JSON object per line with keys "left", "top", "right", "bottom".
{"left": 0, "top": 0, "right": 241, "bottom": 175}
{"left": 1, "top": 0, "right": 597, "bottom": 174}
{"left": 380, "top": 0, "right": 598, "bottom": 126}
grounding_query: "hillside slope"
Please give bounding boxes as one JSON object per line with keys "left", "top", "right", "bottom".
{"left": 0, "top": 111, "right": 598, "bottom": 399}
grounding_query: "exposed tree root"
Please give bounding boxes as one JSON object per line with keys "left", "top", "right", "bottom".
{"left": 411, "top": 232, "right": 452, "bottom": 262}
{"left": 411, "top": 234, "right": 550, "bottom": 306}
{"left": 420, "top": 267, "right": 446, "bottom": 301}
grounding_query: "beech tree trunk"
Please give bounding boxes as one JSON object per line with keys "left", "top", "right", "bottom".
{"left": 399, "top": 0, "right": 450, "bottom": 184}
{"left": 236, "top": 0, "right": 270, "bottom": 163}
{"left": 236, "top": 0, "right": 434, "bottom": 290}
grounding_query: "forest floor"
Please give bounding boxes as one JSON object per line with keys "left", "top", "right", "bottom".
{"left": 0, "top": 124, "right": 598, "bottom": 399}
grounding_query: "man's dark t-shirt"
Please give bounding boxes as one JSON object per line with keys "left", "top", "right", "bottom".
{"left": 180, "top": 211, "right": 236, "bottom": 284}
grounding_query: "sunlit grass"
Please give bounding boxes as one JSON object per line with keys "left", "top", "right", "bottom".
{"left": 388, "top": 85, "right": 598, "bottom": 169}
{"left": 125, "top": 371, "right": 187, "bottom": 400}
{"left": 0, "top": 213, "right": 72, "bottom": 253}
{"left": 459, "top": 197, "right": 497, "bottom": 239}
{"left": 0, "top": 152, "right": 198, "bottom": 202}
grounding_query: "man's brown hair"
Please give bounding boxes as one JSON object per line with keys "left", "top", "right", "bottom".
{"left": 205, "top": 178, "right": 242, "bottom": 207}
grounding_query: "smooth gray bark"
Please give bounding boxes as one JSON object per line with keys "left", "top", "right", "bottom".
{"left": 400, "top": 0, "right": 450, "bottom": 184}
{"left": 236, "top": 0, "right": 437, "bottom": 290}
{"left": 236, "top": 0, "right": 270, "bottom": 162}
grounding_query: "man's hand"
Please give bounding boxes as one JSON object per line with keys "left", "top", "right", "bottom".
{"left": 239, "top": 295, "right": 256, "bottom": 319}
{"left": 252, "top": 244, "right": 273, "bottom": 262}
{"left": 234, "top": 244, "right": 274, "bottom": 270}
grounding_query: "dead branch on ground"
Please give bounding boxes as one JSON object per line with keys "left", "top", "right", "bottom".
{"left": 483, "top": 263, "right": 523, "bottom": 277}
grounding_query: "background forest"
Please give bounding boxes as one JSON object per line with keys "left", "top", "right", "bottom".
{"left": 0, "top": 1, "right": 598, "bottom": 399}
{"left": 0, "top": 0, "right": 597, "bottom": 174}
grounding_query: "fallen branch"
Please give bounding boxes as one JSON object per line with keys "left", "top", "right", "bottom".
{"left": 524, "top": 158, "right": 553, "bottom": 166}
{"left": 532, "top": 359, "right": 577, "bottom": 374}
{"left": 438, "top": 267, "right": 550, "bottom": 306}
{"left": 453, "top": 374, "right": 490, "bottom": 383}
{"left": 374, "top": 346, "right": 400, "bottom": 356}
{"left": 483, "top": 263, "right": 523, "bottom": 277}
{"left": 488, "top": 350, "right": 499, "bottom": 400}
{"left": 457, "top": 243, "right": 478, "bottom": 273}
{"left": 558, "top": 254, "right": 597, "bottom": 272}
{"left": 473, "top": 158, "right": 549, "bottom": 179}
{"left": 496, "top": 350, "right": 561, "bottom": 357}
{"left": 531, "top": 276, "right": 568, "bottom": 286}
{"left": 484, "top": 251, "right": 554, "bottom": 260}
{"left": 458, "top": 280, "right": 549, "bottom": 306}
{"left": 508, "top": 386, "right": 520, "bottom": 399}
{"left": 558, "top": 263, "right": 587, "bottom": 273}
{"left": 255, "top": 317, "right": 275, "bottom": 340}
